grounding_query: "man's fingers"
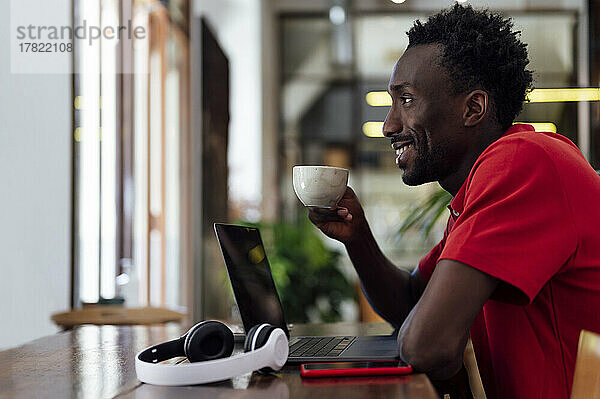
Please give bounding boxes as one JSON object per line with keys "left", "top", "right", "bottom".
{"left": 308, "top": 212, "right": 341, "bottom": 223}
{"left": 308, "top": 207, "right": 346, "bottom": 223}
{"left": 310, "top": 206, "right": 337, "bottom": 215}
{"left": 334, "top": 207, "right": 352, "bottom": 221}
{"left": 308, "top": 213, "right": 353, "bottom": 226}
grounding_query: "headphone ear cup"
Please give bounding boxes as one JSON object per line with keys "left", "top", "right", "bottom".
{"left": 244, "top": 324, "right": 278, "bottom": 374}
{"left": 184, "top": 320, "right": 234, "bottom": 363}
{"left": 244, "top": 324, "right": 276, "bottom": 352}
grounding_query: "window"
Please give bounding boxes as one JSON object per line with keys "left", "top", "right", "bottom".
{"left": 73, "top": 0, "right": 190, "bottom": 310}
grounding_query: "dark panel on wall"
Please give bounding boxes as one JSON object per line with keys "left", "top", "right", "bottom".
{"left": 199, "top": 18, "right": 231, "bottom": 321}
{"left": 300, "top": 84, "right": 354, "bottom": 144}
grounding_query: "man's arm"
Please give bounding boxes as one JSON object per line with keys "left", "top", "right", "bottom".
{"left": 308, "top": 187, "right": 427, "bottom": 327}
{"left": 345, "top": 227, "right": 427, "bottom": 328}
{"left": 398, "top": 259, "right": 498, "bottom": 380}
{"left": 309, "top": 188, "right": 497, "bottom": 381}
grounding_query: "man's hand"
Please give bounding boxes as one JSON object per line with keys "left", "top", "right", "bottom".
{"left": 307, "top": 187, "right": 368, "bottom": 245}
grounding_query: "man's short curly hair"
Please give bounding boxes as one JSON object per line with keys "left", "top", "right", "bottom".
{"left": 407, "top": 4, "right": 533, "bottom": 129}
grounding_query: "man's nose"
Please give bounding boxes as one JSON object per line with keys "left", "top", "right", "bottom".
{"left": 382, "top": 107, "right": 402, "bottom": 138}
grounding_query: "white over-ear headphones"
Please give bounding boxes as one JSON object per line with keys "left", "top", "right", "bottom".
{"left": 135, "top": 320, "right": 289, "bottom": 386}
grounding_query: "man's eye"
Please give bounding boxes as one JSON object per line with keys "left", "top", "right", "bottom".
{"left": 400, "top": 97, "right": 413, "bottom": 105}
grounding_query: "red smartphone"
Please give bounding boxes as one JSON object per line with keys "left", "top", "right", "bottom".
{"left": 300, "top": 360, "right": 413, "bottom": 378}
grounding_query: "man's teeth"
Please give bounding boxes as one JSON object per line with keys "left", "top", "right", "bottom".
{"left": 395, "top": 144, "right": 412, "bottom": 156}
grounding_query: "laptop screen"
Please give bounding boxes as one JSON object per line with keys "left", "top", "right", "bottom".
{"left": 214, "top": 223, "right": 289, "bottom": 336}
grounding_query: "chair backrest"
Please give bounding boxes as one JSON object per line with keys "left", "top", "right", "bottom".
{"left": 571, "top": 329, "right": 600, "bottom": 399}
{"left": 464, "top": 337, "right": 487, "bottom": 399}
{"left": 51, "top": 306, "right": 186, "bottom": 328}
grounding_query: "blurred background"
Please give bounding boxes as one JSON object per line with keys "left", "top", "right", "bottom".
{"left": 1, "top": 0, "right": 599, "bottom": 349}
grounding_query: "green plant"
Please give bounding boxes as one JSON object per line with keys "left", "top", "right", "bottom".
{"left": 397, "top": 188, "right": 452, "bottom": 240}
{"left": 240, "top": 219, "right": 355, "bottom": 323}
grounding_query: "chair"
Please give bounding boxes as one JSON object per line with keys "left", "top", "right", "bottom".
{"left": 51, "top": 305, "right": 186, "bottom": 329}
{"left": 464, "top": 337, "right": 487, "bottom": 399}
{"left": 571, "top": 329, "right": 600, "bottom": 399}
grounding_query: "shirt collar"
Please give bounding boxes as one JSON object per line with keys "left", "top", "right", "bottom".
{"left": 448, "top": 183, "right": 466, "bottom": 217}
{"left": 506, "top": 123, "right": 535, "bottom": 135}
{"left": 447, "top": 123, "right": 535, "bottom": 216}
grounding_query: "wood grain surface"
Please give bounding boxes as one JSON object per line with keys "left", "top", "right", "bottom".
{"left": 0, "top": 323, "right": 438, "bottom": 399}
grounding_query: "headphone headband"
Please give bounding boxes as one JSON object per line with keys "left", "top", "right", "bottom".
{"left": 137, "top": 336, "right": 185, "bottom": 364}
{"left": 135, "top": 327, "right": 288, "bottom": 386}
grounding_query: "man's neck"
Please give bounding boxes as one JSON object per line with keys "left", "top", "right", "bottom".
{"left": 439, "top": 124, "right": 505, "bottom": 196}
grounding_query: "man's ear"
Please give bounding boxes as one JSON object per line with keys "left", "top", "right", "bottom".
{"left": 463, "top": 90, "right": 488, "bottom": 127}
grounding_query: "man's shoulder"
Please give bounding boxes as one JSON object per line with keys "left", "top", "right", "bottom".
{"left": 467, "top": 128, "right": 597, "bottom": 202}
{"left": 493, "top": 130, "right": 580, "bottom": 157}
{"left": 476, "top": 130, "right": 583, "bottom": 174}
{"left": 465, "top": 130, "right": 583, "bottom": 195}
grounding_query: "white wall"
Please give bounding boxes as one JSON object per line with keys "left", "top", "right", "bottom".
{"left": 193, "top": 0, "right": 262, "bottom": 214}
{"left": 0, "top": 2, "right": 71, "bottom": 348}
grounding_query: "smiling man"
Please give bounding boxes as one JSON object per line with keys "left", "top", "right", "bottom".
{"left": 308, "top": 4, "right": 600, "bottom": 399}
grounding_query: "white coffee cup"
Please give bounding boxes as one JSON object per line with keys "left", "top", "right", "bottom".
{"left": 293, "top": 165, "right": 349, "bottom": 209}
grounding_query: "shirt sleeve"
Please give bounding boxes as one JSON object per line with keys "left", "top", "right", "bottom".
{"left": 439, "top": 137, "right": 578, "bottom": 303}
{"left": 419, "top": 217, "right": 451, "bottom": 281}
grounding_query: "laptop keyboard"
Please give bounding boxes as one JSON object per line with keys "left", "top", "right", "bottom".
{"left": 288, "top": 336, "right": 354, "bottom": 358}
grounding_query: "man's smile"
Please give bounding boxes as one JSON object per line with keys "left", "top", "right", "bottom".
{"left": 391, "top": 136, "right": 415, "bottom": 168}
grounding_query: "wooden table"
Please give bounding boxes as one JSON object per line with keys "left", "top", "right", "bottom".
{"left": 0, "top": 322, "right": 439, "bottom": 399}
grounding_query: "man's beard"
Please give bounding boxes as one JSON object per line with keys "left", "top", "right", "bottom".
{"left": 401, "top": 143, "right": 452, "bottom": 186}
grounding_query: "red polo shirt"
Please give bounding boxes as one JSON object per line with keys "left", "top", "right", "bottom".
{"left": 418, "top": 124, "right": 600, "bottom": 399}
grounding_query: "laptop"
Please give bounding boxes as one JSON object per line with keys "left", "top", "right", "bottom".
{"left": 214, "top": 223, "right": 399, "bottom": 363}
